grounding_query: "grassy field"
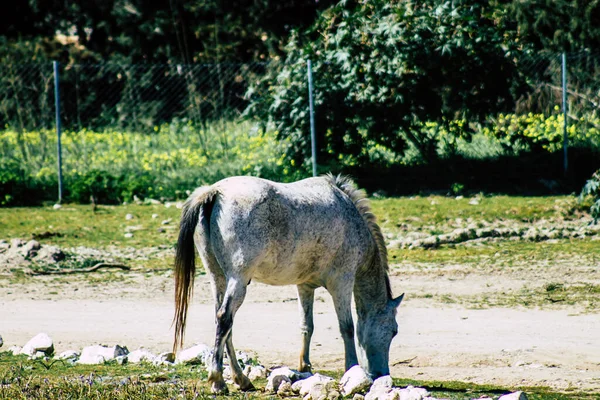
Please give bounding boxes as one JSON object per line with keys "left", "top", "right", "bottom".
{"left": 1, "top": 194, "right": 597, "bottom": 310}
{"left": 0, "top": 194, "right": 595, "bottom": 268}
{"left": 0, "top": 353, "right": 593, "bottom": 400}
{"left": 0, "top": 194, "right": 598, "bottom": 398}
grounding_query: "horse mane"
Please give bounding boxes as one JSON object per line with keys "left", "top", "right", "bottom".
{"left": 325, "top": 174, "right": 392, "bottom": 298}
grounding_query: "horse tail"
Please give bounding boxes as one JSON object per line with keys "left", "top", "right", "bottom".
{"left": 173, "top": 185, "right": 219, "bottom": 352}
{"left": 325, "top": 173, "right": 388, "bottom": 271}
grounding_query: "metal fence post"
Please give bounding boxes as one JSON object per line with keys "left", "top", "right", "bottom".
{"left": 53, "top": 61, "right": 63, "bottom": 203}
{"left": 562, "top": 52, "right": 568, "bottom": 176}
{"left": 307, "top": 60, "right": 317, "bottom": 177}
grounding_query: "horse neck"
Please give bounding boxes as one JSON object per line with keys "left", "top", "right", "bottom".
{"left": 354, "top": 254, "right": 389, "bottom": 318}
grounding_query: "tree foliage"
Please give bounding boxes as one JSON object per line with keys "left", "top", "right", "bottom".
{"left": 510, "top": 0, "right": 600, "bottom": 52}
{"left": 0, "top": 0, "right": 336, "bottom": 64}
{"left": 247, "top": 0, "right": 525, "bottom": 169}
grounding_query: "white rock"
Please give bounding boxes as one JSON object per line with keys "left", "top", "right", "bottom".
{"left": 498, "top": 392, "right": 528, "bottom": 400}
{"left": 115, "top": 355, "right": 128, "bottom": 365}
{"left": 234, "top": 350, "right": 251, "bottom": 364}
{"left": 124, "top": 232, "right": 134, "bottom": 238}
{"left": 269, "top": 367, "right": 297, "bottom": 379}
{"left": 36, "top": 246, "right": 65, "bottom": 262}
{"left": 267, "top": 374, "right": 292, "bottom": 393}
{"left": 397, "top": 386, "right": 430, "bottom": 400}
{"left": 372, "top": 375, "right": 393, "bottom": 389}
{"left": 127, "top": 348, "right": 156, "bottom": 363}
{"left": 366, "top": 387, "right": 393, "bottom": 400}
{"left": 175, "top": 343, "right": 212, "bottom": 365}
{"left": 156, "top": 352, "right": 175, "bottom": 363}
{"left": 304, "top": 380, "right": 339, "bottom": 400}
{"left": 78, "top": 345, "right": 128, "bottom": 365}
{"left": 152, "top": 214, "right": 159, "bottom": 219}
{"left": 126, "top": 213, "right": 134, "bottom": 220}
{"left": 266, "top": 366, "right": 314, "bottom": 392}
{"left": 469, "top": 198, "right": 480, "bottom": 205}
{"left": 245, "top": 365, "right": 267, "bottom": 381}
{"left": 21, "top": 333, "right": 54, "bottom": 356}
{"left": 366, "top": 376, "right": 395, "bottom": 400}
{"left": 8, "top": 346, "right": 22, "bottom": 355}
{"left": 53, "top": 204, "right": 62, "bottom": 210}
{"left": 30, "top": 351, "right": 48, "bottom": 360}
{"left": 54, "top": 350, "right": 80, "bottom": 361}
{"left": 79, "top": 354, "right": 105, "bottom": 364}
{"left": 293, "top": 373, "right": 335, "bottom": 396}
{"left": 10, "top": 238, "right": 24, "bottom": 248}
{"left": 340, "top": 365, "right": 373, "bottom": 396}
{"left": 277, "top": 380, "right": 294, "bottom": 396}
{"left": 19, "top": 240, "right": 41, "bottom": 258}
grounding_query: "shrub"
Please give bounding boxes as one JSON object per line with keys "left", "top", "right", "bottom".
{"left": 485, "top": 111, "right": 600, "bottom": 153}
{"left": 0, "top": 121, "right": 293, "bottom": 205}
{"left": 580, "top": 170, "right": 600, "bottom": 223}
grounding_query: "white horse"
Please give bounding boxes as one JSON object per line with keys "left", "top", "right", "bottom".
{"left": 173, "top": 174, "right": 403, "bottom": 393}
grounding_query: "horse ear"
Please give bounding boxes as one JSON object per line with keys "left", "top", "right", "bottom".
{"left": 390, "top": 293, "right": 404, "bottom": 309}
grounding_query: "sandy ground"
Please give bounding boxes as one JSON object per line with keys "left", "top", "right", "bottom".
{"left": 1, "top": 269, "right": 599, "bottom": 394}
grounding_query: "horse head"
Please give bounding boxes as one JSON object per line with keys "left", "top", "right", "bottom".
{"left": 356, "top": 293, "right": 404, "bottom": 378}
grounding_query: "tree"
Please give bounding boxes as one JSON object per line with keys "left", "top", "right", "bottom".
{"left": 247, "top": 0, "right": 525, "bottom": 170}
{"left": 510, "top": 0, "right": 600, "bottom": 52}
{"left": 0, "top": 0, "right": 337, "bottom": 64}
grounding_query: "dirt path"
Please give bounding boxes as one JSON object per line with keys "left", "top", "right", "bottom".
{"left": 1, "top": 271, "right": 599, "bottom": 393}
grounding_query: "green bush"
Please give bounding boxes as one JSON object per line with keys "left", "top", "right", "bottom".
{"left": 246, "top": 1, "right": 524, "bottom": 170}
{"left": 580, "top": 170, "right": 600, "bottom": 223}
{"left": 485, "top": 112, "right": 600, "bottom": 153}
{"left": 0, "top": 121, "right": 294, "bottom": 206}
{"left": 0, "top": 159, "right": 57, "bottom": 206}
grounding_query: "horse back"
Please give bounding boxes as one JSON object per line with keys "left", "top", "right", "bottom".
{"left": 203, "top": 176, "right": 375, "bottom": 286}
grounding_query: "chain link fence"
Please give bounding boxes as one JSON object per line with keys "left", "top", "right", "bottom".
{"left": 0, "top": 53, "right": 599, "bottom": 204}
{"left": 510, "top": 52, "right": 600, "bottom": 173}
{"left": 2, "top": 53, "right": 599, "bottom": 137}
{"left": 0, "top": 62, "right": 269, "bottom": 132}
{"left": 0, "top": 63, "right": 55, "bottom": 131}
{"left": 517, "top": 52, "right": 600, "bottom": 120}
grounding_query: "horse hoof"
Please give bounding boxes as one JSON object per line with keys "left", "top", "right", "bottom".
{"left": 235, "top": 375, "right": 255, "bottom": 391}
{"left": 210, "top": 380, "right": 229, "bottom": 394}
{"left": 299, "top": 363, "right": 312, "bottom": 373}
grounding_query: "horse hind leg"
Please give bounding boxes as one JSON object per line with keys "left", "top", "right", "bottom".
{"left": 208, "top": 277, "right": 248, "bottom": 394}
{"left": 297, "top": 284, "right": 315, "bottom": 372}
{"left": 225, "top": 334, "right": 255, "bottom": 391}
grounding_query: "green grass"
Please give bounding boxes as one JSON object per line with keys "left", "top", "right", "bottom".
{"left": 411, "top": 282, "right": 600, "bottom": 311}
{"left": 0, "top": 353, "right": 591, "bottom": 400}
{"left": 389, "top": 238, "right": 600, "bottom": 266}
{"left": 0, "top": 195, "right": 596, "bottom": 271}
{"left": 0, "top": 122, "right": 293, "bottom": 206}
{"left": 0, "top": 204, "right": 181, "bottom": 249}
{"left": 371, "top": 195, "right": 567, "bottom": 228}
{"left": 0, "top": 195, "right": 581, "bottom": 247}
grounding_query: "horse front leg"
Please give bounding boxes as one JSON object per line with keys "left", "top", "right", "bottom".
{"left": 208, "top": 278, "right": 247, "bottom": 394}
{"left": 330, "top": 285, "right": 358, "bottom": 371}
{"left": 297, "top": 284, "right": 315, "bottom": 372}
